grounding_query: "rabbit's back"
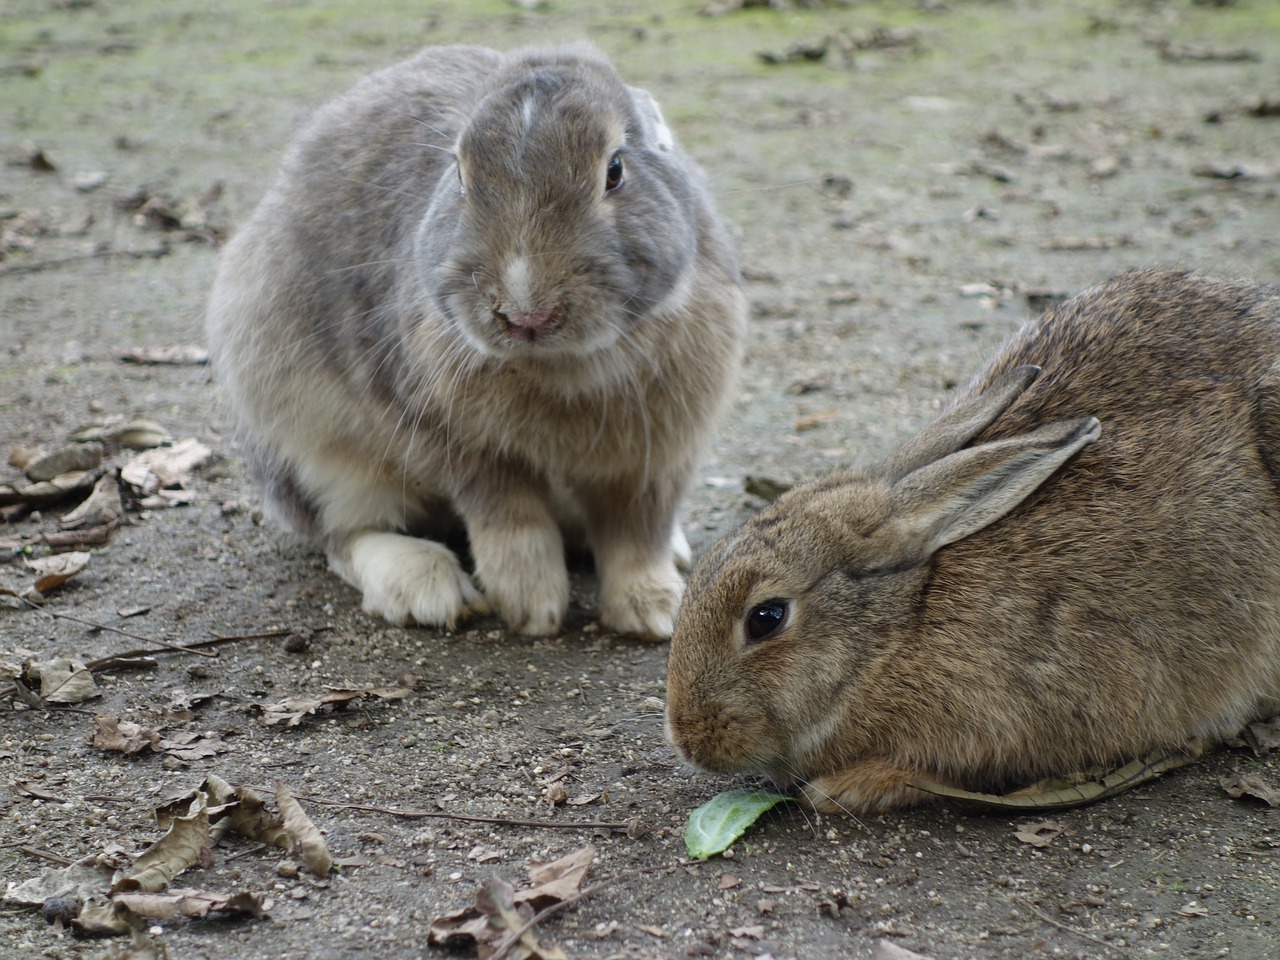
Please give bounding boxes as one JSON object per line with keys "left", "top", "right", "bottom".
{"left": 905, "top": 271, "right": 1280, "bottom": 782}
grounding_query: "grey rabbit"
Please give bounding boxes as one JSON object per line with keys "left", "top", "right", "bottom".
{"left": 207, "top": 44, "right": 747, "bottom": 637}
{"left": 666, "top": 270, "right": 1280, "bottom": 812}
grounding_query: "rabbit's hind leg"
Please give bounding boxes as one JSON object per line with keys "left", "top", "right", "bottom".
{"left": 800, "top": 759, "right": 940, "bottom": 814}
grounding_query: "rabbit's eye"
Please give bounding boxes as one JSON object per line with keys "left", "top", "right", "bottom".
{"left": 745, "top": 599, "right": 789, "bottom": 643}
{"left": 605, "top": 151, "right": 624, "bottom": 193}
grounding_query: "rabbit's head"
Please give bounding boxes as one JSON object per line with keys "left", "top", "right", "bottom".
{"left": 665, "top": 365, "right": 1100, "bottom": 783}
{"left": 415, "top": 46, "right": 700, "bottom": 365}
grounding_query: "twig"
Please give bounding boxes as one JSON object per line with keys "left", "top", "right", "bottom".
{"left": 18, "top": 595, "right": 217, "bottom": 658}
{"left": 15, "top": 846, "right": 75, "bottom": 866}
{"left": 1021, "top": 900, "right": 1111, "bottom": 947}
{"left": 0, "top": 245, "right": 169, "bottom": 277}
{"left": 254, "top": 789, "right": 632, "bottom": 832}
{"left": 489, "top": 866, "right": 658, "bottom": 960}
{"left": 84, "top": 628, "right": 300, "bottom": 669}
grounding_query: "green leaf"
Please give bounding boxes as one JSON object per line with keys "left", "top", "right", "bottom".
{"left": 684, "top": 788, "right": 793, "bottom": 860}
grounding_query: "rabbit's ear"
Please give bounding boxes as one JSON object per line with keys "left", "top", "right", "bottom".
{"left": 883, "top": 365, "right": 1042, "bottom": 481}
{"left": 627, "top": 86, "right": 674, "bottom": 152}
{"left": 891, "top": 416, "right": 1100, "bottom": 556}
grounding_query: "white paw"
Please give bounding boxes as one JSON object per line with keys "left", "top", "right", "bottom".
{"left": 599, "top": 559, "right": 685, "bottom": 641}
{"left": 670, "top": 524, "right": 693, "bottom": 571}
{"left": 338, "top": 531, "right": 488, "bottom": 628}
{"left": 469, "top": 525, "right": 570, "bottom": 636}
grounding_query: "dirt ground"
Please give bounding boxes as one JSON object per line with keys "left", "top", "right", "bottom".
{"left": 3, "top": 1, "right": 1279, "bottom": 958}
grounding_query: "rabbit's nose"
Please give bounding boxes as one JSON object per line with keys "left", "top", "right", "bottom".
{"left": 494, "top": 301, "right": 566, "bottom": 342}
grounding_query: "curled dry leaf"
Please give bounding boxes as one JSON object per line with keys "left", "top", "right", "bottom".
{"left": 93, "top": 715, "right": 164, "bottom": 754}
{"left": 25, "top": 550, "right": 92, "bottom": 593}
{"left": 909, "top": 743, "right": 1208, "bottom": 811}
{"left": 120, "top": 437, "right": 211, "bottom": 496}
{"left": 23, "top": 441, "right": 104, "bottom": 482}
{"left": 0, "top": 469, "right": 99, "bottom": 508}
{"left": 1220, "top": 772, "right": 1280, "bottom": 807}
{"left": 430, "top": 845, "right": 596, "bottom": 960}
{"left": 275, "top": 784, "right": 333, "bottom": 878}
{"left": 93, "top": 717, "right": 228, "bottom": 762}
{"left": 114, "top": 791, "right": 211, "bottom": 893}
{"left": 59, "top": 473, "right": 123, "bottom": 529}
{"left": 112, "top": 888, "right": 264, "bottom": 921}
{"left": 71, "top": 418, "right": 173, "bottom": 450}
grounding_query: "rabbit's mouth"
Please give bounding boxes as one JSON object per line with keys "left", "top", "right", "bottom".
{"left": 492, "top": 300, "right": 567, "bottom": 345}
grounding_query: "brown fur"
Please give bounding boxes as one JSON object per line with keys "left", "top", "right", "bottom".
{"left": 666, "top": 270, "right": 1280, "bottom": 812}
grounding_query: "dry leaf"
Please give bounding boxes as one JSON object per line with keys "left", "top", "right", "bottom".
{"left": 112, "top": 888, "right": 264, "bottom": 921}
{"left": 2, "top": 856, "right": 115, "bottom": 907}
{"left": 0, "top": 469, "right": 99, "bottom": 508}
{"left": 257, "top": 679, "right": 415, "bottom": 726}
{"left": 1242, "top": 716, "right": 1280, "bottom": 755}
{"left": 23, "top": 442, "right": 104, "bottom": 482}
{"left": 114, "top": 792, "right": 211, "bottom": 893}
{"left": 94, "top": 716, "right": 164, "bottom": 754}
{"left": 275, "top": 784, "right": 332, "bottom": 878}
{"left": 874, "top": 942, "right": 936, "bottom": 960}
{"left": 71, "top": 418, "right": 172, "bottom": 450}
{"left": 120, "top": 437, "right": 211, "bottom": 495}
{"left": 25, "top": 655, "right": 99, "bottom": 703}
{"left": 1220, "top": 772, "right": 1280, "bottom": 807}
{"left": 113, "top": 345, "right": 209, "bottom": 366}
{"left": 25, "top": 550, "right": 91, "bottom": 594}
{"left": 793, "top": 408, "right": 840, "bottom": 432}
{"left": 59, "top": 473, "right": 123, "bottom": 529}
{"left": 517, "top": 845, "right": 595, "bottom": 911}
{"left": 1177, "top": 901, "right": 1210, "bottom": 918}
{"left": 1013, "top": 820, "right": 1064, "bottom": 848}
{"left": 431, "top": 847, "right": 597, "bottom": 959}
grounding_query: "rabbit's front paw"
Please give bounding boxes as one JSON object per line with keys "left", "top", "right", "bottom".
{"left": 340, "top": 532, "right": 489, "bottom": 627}
{"left": 800, "top": 760, "right": 935, "bottom": 814}
{"left": 599, "top": 558, "right": 685, "bottom": 641}
{"left": 470, "top": 526, "right": 570, "bottom": 636}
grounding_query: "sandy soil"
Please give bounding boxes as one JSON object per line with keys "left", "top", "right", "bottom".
{"left": 2, "top": 1, "right": 1279, "bottom": 958}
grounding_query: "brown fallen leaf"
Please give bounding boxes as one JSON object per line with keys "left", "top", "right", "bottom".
{"left": 71, "top": 418, "right": 172, "bottom": 450}
{"left": 0, "top": 469, "right": 99, "bottom": 508}
{"left": 256, "top": 678, "right": 416, "bottom": 726}
{"left": 1220, "top": 772, "right": 1280, "bottom": 807}
{"left": 93, "top": 716, "right": 164, "bottom": 755}
{"left": 59, "top": 473, "right": 124, "bottom": 529}
{"left": 516, "top": 845, "right": 596, "bottom": 911}
{"left": 1013, "top": 820, "right": 1065, "bottom": 848}
{"left": 92, "top": 716, "right": 226, "bottom": 762}
{"left": 23, "top": 442, "right": 104, "bottom": 482}
{"left": 114, "top": 791, "right": 211, "bottom": 893}
{"left": 874, "top": 942, "right": 936, "bottom": 960}
{"left": 275, "top": 783, "right": 333, "bottom": 878}
{"left": 1240, "top": 716, "right": 1280, "bottom": 755}
{"left": 120, "top": 437, "right": 211, "bottom": 496}
{"left": 25, "top": 550, "right": 92, "bottom": 594}
{"left": 113, "top": 345, "right": 210, "bottom": 366}
{"left": 793, "top": 408, "right": 840, "bottom": 432}
{"left": 24, "top": 655, "right": 99, "bottom": 703}
{"left": 431, "top": 846, "right": 599, "bottom": 959}
{"left": 112, "top": 888, "right": 264, "bottom": 921}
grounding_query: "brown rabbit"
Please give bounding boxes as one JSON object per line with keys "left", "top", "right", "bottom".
{"left": 206, "top": 45, "right": 746, "bottom": 638}
{"left": 666, "top": 270, "right": 1280, "bottom": 812}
